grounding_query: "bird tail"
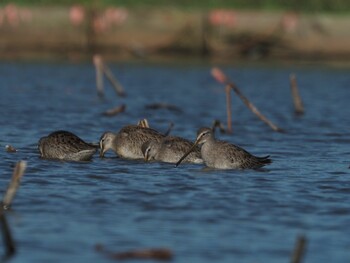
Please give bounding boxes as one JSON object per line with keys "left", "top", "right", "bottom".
{"left": 257, "top": 155, "right": 272, "bottom": 165}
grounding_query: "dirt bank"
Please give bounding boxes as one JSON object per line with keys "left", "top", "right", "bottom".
{"left": 0, "top": 5, "right": 350, "bottom": 62}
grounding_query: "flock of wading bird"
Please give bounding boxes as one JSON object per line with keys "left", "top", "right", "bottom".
{"left": 1, "top": 61, "right": 309, "bottom": 262}
{"left": 37, "top": 61, "right": 307, "bottom": 170}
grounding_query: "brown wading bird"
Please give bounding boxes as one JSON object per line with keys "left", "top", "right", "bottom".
{"left": 38, "top": 131, "right": 98, "bottom": 161}
{"left": 142, "top": 136, "right": 203, "bottom": 164}
{"left": 99, "top": 125, "right": 164, "bottom": 159}
{"left": 176, "top": 127, "right": 271, "bottom": 169}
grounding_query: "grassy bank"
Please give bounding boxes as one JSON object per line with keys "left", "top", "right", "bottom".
{"left": 1, "top": 0, "right": 350, "bottom": 13}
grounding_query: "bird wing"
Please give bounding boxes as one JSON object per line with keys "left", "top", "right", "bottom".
{"left": 220, "top": 141, "right": 271, "bottom": 169}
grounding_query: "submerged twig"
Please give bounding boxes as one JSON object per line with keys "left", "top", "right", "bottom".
{"left": 211, "top": 67, "right": 283, "bottom": 132}
{"left": 102, "top": 104, "right": 126, "bottom": 117}
{"left": 290, "top": 73, "right": 304, "bottom": 115}
{"left": 2, "top": 161, "right": 27, "bottom": 210}
{"left": 95, "top": 245, "right": 173, "bottom": 261}
{"left": 291, "top": 235, "right": 307, "bottom": 263}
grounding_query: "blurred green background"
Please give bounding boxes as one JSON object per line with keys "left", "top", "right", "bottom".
{"left": 2, "top": 0, "right": 350, "bottom": 13}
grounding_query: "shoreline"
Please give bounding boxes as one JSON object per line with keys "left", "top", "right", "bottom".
{"left": 0, "top": 5, "right": 350, "bottom": 63}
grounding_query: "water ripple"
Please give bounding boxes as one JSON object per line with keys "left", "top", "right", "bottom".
{"left": 0, "top": 62, "right": 349, "bottom": 263}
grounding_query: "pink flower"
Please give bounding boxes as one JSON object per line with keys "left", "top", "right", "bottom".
{"left": 209, "top": 9, "right": 237, "bottom": 28}
{"left": 70, "top": 5, "right": 85, "bottom": 26}
{"left": 0, "top": 10, "right": 4, "bottom": 26}
{"left": 5, "top": 4, "right": 19, "bottom": 27}
{"left": 281, "top": 12, "right": 298, "bottom": 33}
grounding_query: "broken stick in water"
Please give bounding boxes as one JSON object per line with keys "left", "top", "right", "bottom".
{"left": 291, "top": 235, "right": 307, "bottom": 263}
{"left": 93, "top": 54, "right": 126, "bottom": 97}
{"left": 102, "top": 63, "right": 126, "bottom": 97}
{"left": 93, "top": 55, "right": 104, "bottom": 97}
{"left": 0, "top": 161, "right": 26, "bottom": 257}
{"left": 102, "top": 104, "right": 126, "bottom": 117}
{"left": 2, "top": 161, "right": 27, "bottom": 210}
{"left": 95, "top": 244, "right": 173, "bottom": 261}
{"left": 211, "top": 67, "right": 284, "bottom": 132}
{"left": 0, "top": 210, "right": 15, "bottom": 256}
{"left": 290, "top": 73, "right": 304, "bottom": 115}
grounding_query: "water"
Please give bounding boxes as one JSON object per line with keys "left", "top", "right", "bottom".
{"left": 0, "top": 61, "right": 349, "bottom": 262}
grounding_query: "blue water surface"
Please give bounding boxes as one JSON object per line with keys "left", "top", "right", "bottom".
{"left": 0, "top": 61, "right": 349, "bottom": 263}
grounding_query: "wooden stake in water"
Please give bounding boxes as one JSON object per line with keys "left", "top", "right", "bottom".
{"left": 290, "top": 74, "right": 304, "bottom": 115}
{"left": 93, "top": 54, "right": 126, "bottom": 98}
{"left": 211, "top": 67, "right": 283, "bottom": 132}
{"left": 0, "top": 211, "right": 15, "bottom": 256}
{"left": 93, "top": 55, "right": 104, "bottom": 97}
{"left": 2, "top": 161, "right": 27, "bottom": 210}
{"left": 0, "top": 161, "right": 27, "bottom": 257}
{"left": 291, "top": 235, "right": 307, "bottom": 263}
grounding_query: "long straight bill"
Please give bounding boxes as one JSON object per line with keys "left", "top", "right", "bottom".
{"left": 175, "top": 141, "right": 199, "bottom": 167}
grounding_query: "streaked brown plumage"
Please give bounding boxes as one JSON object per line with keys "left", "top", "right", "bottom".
{"left": 99, "top": 125, "right": 164, "bottom": 159}
{"left": 142, "top": 136, "right": 203, "bottom": 164}
{"left": 38, "top": 131, "right": 97, "bottom": 161}
{"left": 176, "top": 127, "right": 271, "bottom": 169}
